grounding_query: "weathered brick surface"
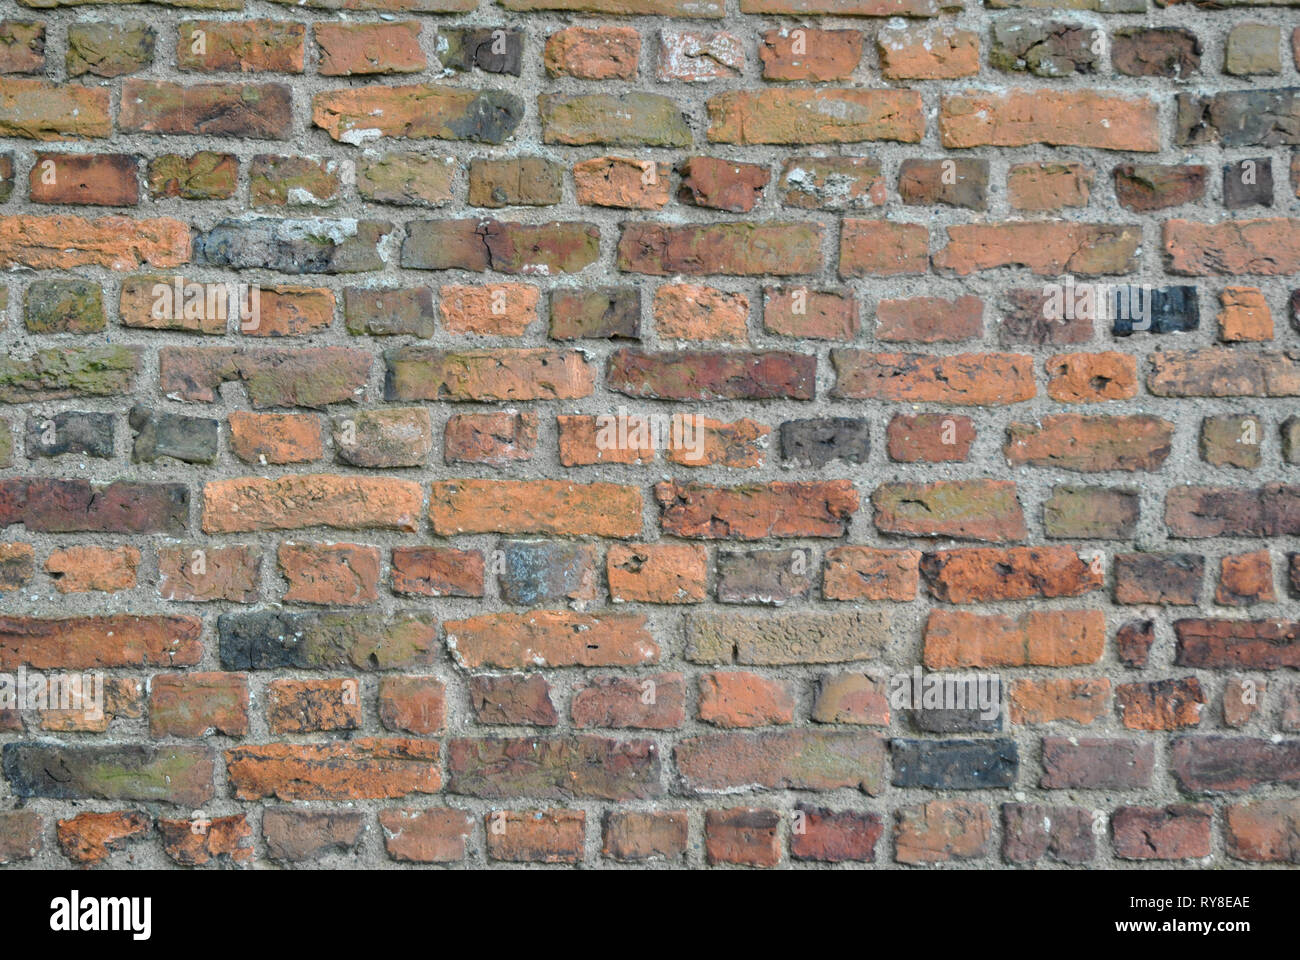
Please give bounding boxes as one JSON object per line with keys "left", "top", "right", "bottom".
{"left": 0, "top": 1, "right": 1286, "bottom": 874}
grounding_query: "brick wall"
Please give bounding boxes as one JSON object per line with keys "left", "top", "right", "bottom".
{"left": 0, "top": 0, "right": 1298, "bottom": 869}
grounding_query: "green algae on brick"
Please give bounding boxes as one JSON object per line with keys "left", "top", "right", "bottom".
{"left": 218, "top": 610, "right": 438, "bottom": 670}
{"left": 356, "top": 152, "right": 456, "bottom": 207}
{"left": 0, "top": 345, "right": 140, "bottom": 402}
{"left": 539, "top": 93, "right": 691, "bottom": 147}
{"left": 24, "top": 278, "right": 105, "bottom": 333}
{"left": 66, "top": 20, "right": 155, "bottom": 78}
{"left": 1044, "top": 486, "right": 1140, "bottom": 539}
{"left": 2, "top": 743, "right": 214, "bottom": 806}
{"left": 158, "top": 346, "right": 371, "bottom": 408}
{"left": 147, "top": 151, "right": 236, "bottom": 200}
{"left": 249, "top": 155, "right": 343, "bottom": 209}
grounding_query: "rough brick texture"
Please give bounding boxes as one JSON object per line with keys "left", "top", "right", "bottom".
{"left": 0, "top": 0, "right": 1294, "bottom": 873}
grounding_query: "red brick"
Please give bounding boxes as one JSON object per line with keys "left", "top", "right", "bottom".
{"left": 823, "top": 547, "right": 920, "bottom": 601}
{"left": 1008, "top": 162, "right": 1093, "bottom": 211}
{"left": 608, "top": 543, "right": 708, "bottom": 603}
{"left": 380, "top": 808, "right": 473, "bottom": 863}
{"left": 487, "top": 810, "right": 585, "bottom": 863}
{"left": 656, "top": 480, "right": 857, "bottom": 539}
{"left": 46, "top": 545, "right": 139, "bottom": 593}
{"left": 1112, "top": 805, "right": 1212, "bottom": 860}
{"left": 833, "top": 352, "right": 1034, "bottom": 405}
{"left": 935, "top": 222, "right": 1140, "bottom": 276}
{"left": 1046, "top": 352, "right": 1139, "bottom": 403}
{"left": 444, "top": 412, "right": 538, "bottom": 467}
{"left": 1001, "top": 803, "right": 1094, "bottom": 865}
{"left": 839, "top": 219, "right": 928, "bottom": 276}
{"left": 707, "top": 89, "right": 922, "bottom": 144}
{"left": 924, "top": 610, "right": 1106, "bottom": 668}
{"left": 158, "top": 815, "right": 253, "bottom": 867}
{"left": 0, "top": 615, "right": 202, "bottom": 670}
{"left": 1116, "top": 678, "right": 1206, "bottom": 730}
{"left": 1223, "top": 677, "right": 1265, "bottom": 728}
{"left": 920, "top": 546, "right": 1103, "bottom": 603}
{"left": 385, "top": 347, "right": 593, "bottom": 401}
{"left": 618, "top": 222, "right": 823, "bottom": 276}
{"left": 658, "top": 29, "right": 743, "bottom": 81}
{"left": 792, "top": 806, "right": 882, "bottom": 862}
{"left": 873, "top": 480, "right": 1027, "bottom": 542}
{"left": 228, "top": 412, "right": 323, "bottom": 464}
{"left": 654, "top": 283, "right": 748, "bottom": 342}
{"left": 1217, "top": 550, "right": 1275, "bottom": 606}
{"left": 204, "top": 475, "right": 421, "bottom": 534}
{"left": 469, "top": 674, "right": 558, "bottom": 726}
{"left": 760, "top": 28, "right": 862, "bottom": 81}
{"left": 608, "top": 348, "right": 814, "bottom": 400}
{"left": 878, "top": 22, "right": 979, "bottom": 79}
{"left": 1164, "top": 219, "right": 1300, "bottom": 276}
{"left": 1005, "top": 415, "right": 1174, "bottom": 472}
{"left": 1174, "top": 619, "right": 1300, "bottom": 670}
{"left": 705, "top": 808, "right": 781, "bottom": 867}
{"left": 545, "top": 27, "right": 639, "bottom": 79}
{"left": 1218, "top": 285, "right": 1273, "bottom": 342}
{"left": 876, "top": 295, "right": 982, "bottom": 343}
{"left": 0, "top": 78, "right": 109, "bottom": 140}
{"left": 895, "top": 801, "right": 991, "bottom": 864}
{"left": 1041, "top": 738, "right": 1153, "bottom": 789}
{"left": 764, "top": 287, "right": 857, "bottom": 340}
{"left": 378, "top": 676, "right": 446, "bottom": 735}
{"left": 664, "top": 416, "right": 769, "bottom": 468}
{"left": 429, "top": 479, "right": 642, "bottom": 537}
{"left": 149, "top": 673, "right": 248, "bottom": 738}
{"left": 57, "top": 811, "right": 151, "bottom": 865}
{"left": 0, "top": 21, "right": 44, "bottom": 75}
{"left": 439, "top": 283, "right": 539, "bottom": 336}
{"left": 0, "top": 811, "right": 42, "bottom": 864}
{"left": 226, "top": 740, "right": 441, "bottom": 801}
{"left": 0, "top": 214, "right": 188, "bottom": 270}
{"left": 120, "top": 80, "right": 293, "bottom": 138}
{"left": 941, "top": 90, "right": 1159, "bottom": 152}
{"left": 1115, "top": 553, "right": 1203, "bottom": 605}
{"left": 1009, "top": 678, "right": 1109, "bottom": 726}
{"left": 698, "top": 672, "right": 794, "bottom": 728}
{"left": 161, "top": 347, "right": 370, "bottom": 407}
{"left": 571, "top": 673, "right": 685, "bottom": 729}
{"left": 1224, "top": 798, "right": 1300, "bottom": 863}
{"left": 315, "top": 21, "right": 423, "bottom": 76}
{"left": 29, "top": 153, "right": 137, "bottom": 206}
{"left": 444, "top": 611, "right": 658, "bottom": 670}
{"left": 810, "top": 673, "right": 889, "bottom": 726}
{"left": 313, "top": 85, "right": 523, "bottom": 144}
{"left": 677, "top": 730, "right": 886, "bottom": 794}
{"left": 158, "top": 544, "right": 259, "bottom": 603}
{"left": 278, "top": 542, "right": 380, "bottom": 606}
{"left": 391, "top": 546, "right": 484, "bottom": 598}
{"left": 678, "top": 157, "right": 769, "bottom": 214}
{"left": 177, "top": 20, "right": 305, "bottom": 73}
{"left": 557, "top": 413, "right": 655, "bottom": 466}
{"left": 886, "top": 414, "right": 975, "bottom": 463}
{"left": 574, "top": 157, "right": 669, "bottom": 209}
{"left": 268, "top": 678, "right": 361, "bottom": 734}
{"left": 603, "top": 811, "right": 687, "bottom": 862}
{"left": 263, "top": 809, "right": 363, "bottom": 862}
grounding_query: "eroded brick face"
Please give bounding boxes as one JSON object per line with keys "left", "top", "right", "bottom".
{"left": 0, "top": 1, "right": 1293, "bottom": 874}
